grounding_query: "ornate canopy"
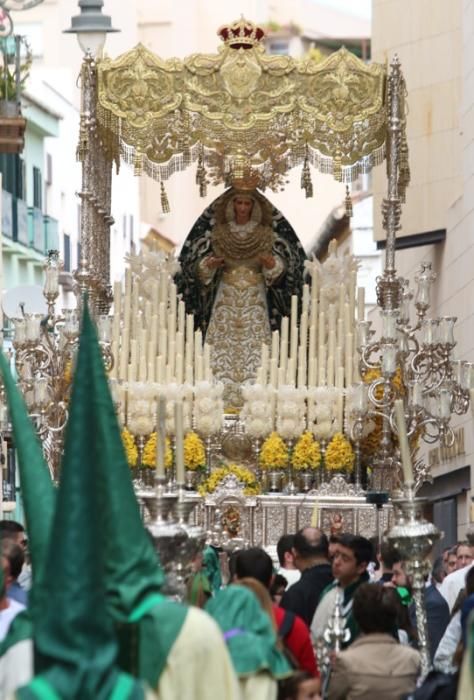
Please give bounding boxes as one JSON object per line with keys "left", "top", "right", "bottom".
{"left": 95, "top": 17, "right": 409, "bottom": 196}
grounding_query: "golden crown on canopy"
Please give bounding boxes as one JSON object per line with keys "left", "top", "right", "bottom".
{"left": 217, "top": 17, "right": 266, "bottom": 49}
{"left": 231, "top": 170, "right": 262, "bottom": 192}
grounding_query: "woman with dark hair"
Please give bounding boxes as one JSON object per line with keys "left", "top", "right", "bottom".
{"left": 328, "top": 583, "right": 421, "bottom": 699}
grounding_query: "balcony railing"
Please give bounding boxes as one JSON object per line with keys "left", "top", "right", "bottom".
{"left": 44, "top": 214, "right": 59, "bottom": 251}
{"left": 28, "top": 206, "right": 44, "bottom": 252}
{"left": 1, "top": 191, "right": 61, "bottom": 256}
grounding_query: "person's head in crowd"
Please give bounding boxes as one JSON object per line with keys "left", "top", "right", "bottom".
{"left": 278, "top": 670, "right": 321, "bottom": 700}
{"left": 292, "top": 527, "right": 329, "bottom": 571}
{"left": 391, "top": 559, "right": 409, "bottom": 589}
{"left": 352, "top": 583, "right": 399, "bottom": 635}
{"left": 332, "top": 534, "right": 373, "bottom": 588}
{"left": 451, "top": 565, "right": 474, "bottom": 617}
{"left": 228, "top": 549, "right": 243, "bottom": 582}
{"left": 277, "top": 535, "right": 298, "bottom": 570}
{"left": 445, "top": 546, "right": 458, "bottom": 575}
{"left": 379, "top": 541, "right": 401, "bottom": 576}
{"left": 236, "top": 577, "right": 277, "bottom": 630}
{"left": 270, "top": 573, "right": 288, "bottom": 605}
{"left": 328, "top": 535, "right": 340, "bottom": 562}
{"left": 431, "top": 555, "right": 446, "bottom": 586}
{"left": 0, "top": 520, "right": 27, "bottom": 551}
{"left": 233, "top": 547, "right": 273, "bottom": 588}
{"left": 1, "top": 538, "right": 24, "bottom": 587}
{"left": 456, "top": 541, "right": 473, "bottom": 570}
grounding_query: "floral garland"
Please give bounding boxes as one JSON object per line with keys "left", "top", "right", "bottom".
{"left": 292, "top": 432, "right": 321, "bottom": 471}
{"left": 259, "top": 432, "right": 288, "bottom": 470}
{"left": 184, "top": 431, "right": 206, "bottom": 471}
{"left": 142, "top": 433, "right": 173, "bottom": 469}
{"left": 325, "top": 432, "right": 354, "bottom": 472}
{"left": 198, "top": 463, "right": 261, "bottom": 497}
{"left": 121, "top": 428, "right": 138, "bottom": 468}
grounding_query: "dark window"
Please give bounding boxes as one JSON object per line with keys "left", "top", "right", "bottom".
{"left": 63, "top": 233, "right": 71, "bottom": 272}
{"left": 0, "top": 154, "right": 25, "bottom": 199}
{"left": 33, "top": 166, "right": 42, "bottom": 209}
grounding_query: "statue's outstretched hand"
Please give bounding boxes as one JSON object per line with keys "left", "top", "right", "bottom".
{"left": 259, "top": 254, "right": 276, "bottom": 270}
{"left": 206, "top": 256, "right": 225, "bottom": 269}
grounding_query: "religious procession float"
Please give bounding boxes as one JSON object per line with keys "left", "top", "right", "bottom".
{"left": 2, "top": 17, "right": 472, "bottom": 673}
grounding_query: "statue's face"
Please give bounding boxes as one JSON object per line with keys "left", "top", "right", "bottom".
{"left": 233, "top": 196, "right": 254, "bottom": 223}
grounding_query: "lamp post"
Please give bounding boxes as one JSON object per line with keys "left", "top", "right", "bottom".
{"left": 64, "top": 2, "right": 119, "bottom": 316}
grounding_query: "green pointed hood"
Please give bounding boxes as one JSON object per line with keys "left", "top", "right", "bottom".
{"left": 205, "top": 585, "right": 292, "bottom": 679}
{"left": 0, "top": 352, "right": 55, "bottom": 600}
{"left": 86, "top": 316, "right": 165, "bottom": 620}
{"left": 81, "top": 301, "right": 186, "bottom": 688}
{"left": 17, "top": 306, "right": 147, "bottom": 700}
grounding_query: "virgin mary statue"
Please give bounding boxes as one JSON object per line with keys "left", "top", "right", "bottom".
{"left": 176, "top": 187, "right": 306, "bottom": 408}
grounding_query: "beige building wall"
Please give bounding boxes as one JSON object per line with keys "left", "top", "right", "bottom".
{"left": 372, "top": 0, "right": 474, "bottom": 536}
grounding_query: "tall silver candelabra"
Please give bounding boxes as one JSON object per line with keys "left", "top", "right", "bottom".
{"left": 349, "top": 58, "right": 470, "bottom": 494}
{"left": 8, "top": 251, "right": 113, "bottom": 479}
{"left": 386, "top": 486, "right": 441, "bottom": 679}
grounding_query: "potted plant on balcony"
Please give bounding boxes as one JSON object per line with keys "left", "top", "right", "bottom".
{"left": 0, "top": 36, "right": 30, "bottom": 152}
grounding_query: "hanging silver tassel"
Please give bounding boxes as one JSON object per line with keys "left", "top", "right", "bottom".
{"left": 345, "top": 185, "right": 353, "bottom": 217}
{"left": 301, "top": 155, "right": 313, "bottom": 198}
{"left": 160, "top": 182, "right": 170, "bottom": 214}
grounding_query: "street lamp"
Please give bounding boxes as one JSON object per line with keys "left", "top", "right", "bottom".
{"left": 64, "top": 0, "right": 118, "bottom": 57}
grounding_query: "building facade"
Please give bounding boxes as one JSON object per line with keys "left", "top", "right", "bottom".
{"left": 372, "top": 0, "right": 473, "bottom": 538}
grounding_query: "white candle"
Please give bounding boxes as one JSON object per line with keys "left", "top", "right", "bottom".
{"left": 278, "top": 366, "right": 286, "bottom": 387}
{"left": 280, "top": 317, "right": 289, "bottom": 371}
{"left": 345, "top": 333, "right": 353, "bottom": 384}
{"left": 338, "top": 283, "right": 345, "bottom": 322}
{"left": 271, "top": 330, "right": 280, "bottom": 363}
{"left": 159, "top": 272, "right": 168, "bottom": 308}
{"left": 261, "top": 344, "right": 269, "bottom": 385}
{"left": 308, "top": 357, "right": 317, "bottom": 387}
{"left": 297, "top": 346, "right": 306, "bottom": 388}
{"left": 327, "top": 355, "right": 334, "bottom": 387}
{"left": 169, "top": 283, "right": 177, "bottom": 320}
{"left": 156, "top": 395, "right": 167, "bottom": 479}
{"left": 269, "top": 358, "right": 278, "bottom": 388}
{"left": 302, "top": 284, "right": 310, "bottom": 314}
{"left": 357, "top": 287, "right": 365, "bottom": 321}
{"left": 176, "top": 331, "right": 184, "bottom": 363}
{"left": 318, "top": 310, "right": 326, "bottom": 347}
{"left": 176, "top": 354, "right": 184, "bottom": 384}
{"left": 308, "top": 325, "right": 316, "bottom": 363}
{"left": 394, "top": 399, "right": 414, "bottom": 485}
{"left": 174, "top": 400, "right": 185, "bottom": 484}
{"left": 185, "top": 362, "right": 194, "bottom": 384}
{"left": 156, "top": 355, "right": 164, "bottom": 384}
{"left": 178, "top": 300, "right": 185, "bottom": 335}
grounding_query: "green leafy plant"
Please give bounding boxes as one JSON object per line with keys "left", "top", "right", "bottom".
{"left": 0, "top": 36, "right": 32, "bottom": 102}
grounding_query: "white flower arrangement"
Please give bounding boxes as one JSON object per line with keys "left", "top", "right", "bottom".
{"left": 241, "top": 384, "right": 275, "bottom": 438}
{"left": 276, "top": 385, "right": 307, "bottom": 439}
{"left": 307, "top": 386, "right": 342, "bottom": 441}
{"left": 193, "top": 380, "right": 224, "bottom": 437}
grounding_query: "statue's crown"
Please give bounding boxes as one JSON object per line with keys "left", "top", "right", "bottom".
{"left": 231, "top": 171, "right": 262, "bottom": 191}
{"left": 218, "top": 17, "right": 266, "bottom": 49}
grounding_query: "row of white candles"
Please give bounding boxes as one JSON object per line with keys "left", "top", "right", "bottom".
{"left": 155, "top": 395, "right": 185, "bottom": 484}
{"left": 255, "top": 267, "right": 365, "bottom": 390}
{"left": 109, "top": 268, "right": 212, "bottom": 385}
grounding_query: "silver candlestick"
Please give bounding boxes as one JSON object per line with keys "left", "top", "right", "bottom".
{"left": 386, "top": 485, "right": 441, "bottom": 678}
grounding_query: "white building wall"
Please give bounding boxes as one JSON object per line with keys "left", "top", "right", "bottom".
{"left": 372, "top": 0, "right": 474, "bottom": 536}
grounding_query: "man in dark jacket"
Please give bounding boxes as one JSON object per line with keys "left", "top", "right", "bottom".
{"left": 280, "top": 527, "right": 334, "bottom": 627}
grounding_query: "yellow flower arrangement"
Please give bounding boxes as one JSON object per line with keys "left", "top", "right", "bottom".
{"left": 325, "top": 432, "right": 354, "bottom": 472}
{"left": 142, "top": 432, "right": 173, "bottom": 469}
{"left": 198, "top": 463, "right": 261, "bottom": 497}
{"left": 184, "top": 431, "right": 206, "bottom": 471}
{"left": 122, "top": 428, "right": 138, "bottom": 468}
{"left": 360, "top": 367, "right": 406, "bottom": 461}
{"left": 259, "top": 432, "right": 288, "bottom": 470}
{"left": 292, "top": 432, "right": 321, "bottom": 471}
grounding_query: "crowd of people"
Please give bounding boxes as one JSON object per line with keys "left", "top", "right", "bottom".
{"left": 0, "top": 308, "right": 474, "bottom": 699}
{"left": 2, "top": 511, "right": 474, "bottom": 698}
